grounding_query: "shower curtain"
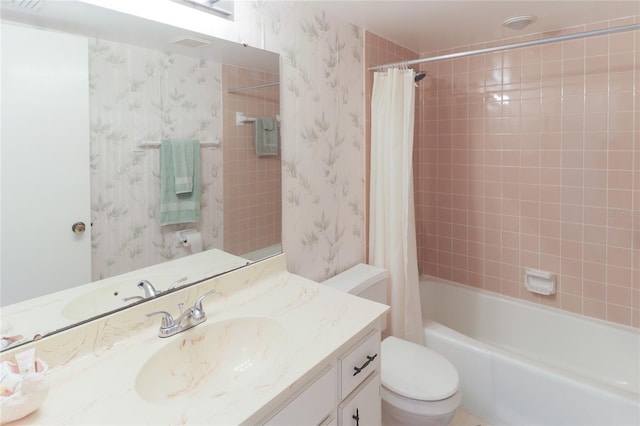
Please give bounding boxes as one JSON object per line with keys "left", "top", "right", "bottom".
{"left": 369, "top": 68, "right": 423, "bottom": 344}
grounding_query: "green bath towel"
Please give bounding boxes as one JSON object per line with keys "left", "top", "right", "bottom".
{"left": 255, "top": 116, "right": 278, "bottom": 156}
{"left": 159, "top": 139, "right": 201, "bottom": 225}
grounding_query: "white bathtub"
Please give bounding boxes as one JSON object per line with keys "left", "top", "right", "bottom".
{"left": 420, "top": 276, "right": 640, "bottom": 426}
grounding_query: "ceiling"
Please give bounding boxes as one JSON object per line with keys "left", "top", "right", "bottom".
{"left": 311, "top": 1, "right": 640, "bottom": 54}
{"left": 0, "top": 0, "right": 279, "bottom": 73}
{"left": 2, "top": 0, "right": 638, "bottom": 66}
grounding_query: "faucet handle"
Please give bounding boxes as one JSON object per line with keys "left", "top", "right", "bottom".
{"left": 123, "top": 295, "right": 144, "bottom": 303}
{"left": 168, "top": 276, "right": 188, "bottom": 290}
{"left": 146, "top": 311, "right": 176, "bottom": 329}
{"left": 194, "top": 289, "right": 217, "bottom": 312}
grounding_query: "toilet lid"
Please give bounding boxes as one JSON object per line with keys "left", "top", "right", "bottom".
{"left": 381, "top": 336, "right": 459, "bottom": 401}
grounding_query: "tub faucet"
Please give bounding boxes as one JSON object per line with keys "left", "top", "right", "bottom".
{"left": 146, "top": 289, "right": 217, "bottom": 338}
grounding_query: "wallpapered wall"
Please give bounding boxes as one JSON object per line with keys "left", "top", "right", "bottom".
{"left": 237, "top": 2, "right": 366, "bottom": 280}
{"left": 89, "top": 40, "right": 224, "bottom": 280}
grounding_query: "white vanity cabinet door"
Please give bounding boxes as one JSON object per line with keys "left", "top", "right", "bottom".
{"left": 338, "top": 372, "right": 381, "bottom": 426}
{"left": 320, "top": 415, "right": 338, "bottom": 426}
{"left": 265, "top": 365, "right": 337, "bottom": 426}
{"left": 338, "top": 330, "right": 381, "bottom": 399}
{"left": 263, "top": 327, "right": 382, "bottom": 426}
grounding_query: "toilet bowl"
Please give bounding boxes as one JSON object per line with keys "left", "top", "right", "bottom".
{"left": 323, "top": 264, "right": 461, "bottom": 426}
{"left": 381, "top": 336, "right": 461, "bottom": 426}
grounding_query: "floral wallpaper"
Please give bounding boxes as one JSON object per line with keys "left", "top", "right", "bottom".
{"left": 89, "top": 40, "right": 224, "bottom": 280}
{"left": 236, "top": 1, "right": 366, "bottom": 281}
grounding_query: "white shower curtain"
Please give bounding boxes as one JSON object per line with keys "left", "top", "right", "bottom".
{"left": 369, "top": 68, "right": 423, "bottom": 344}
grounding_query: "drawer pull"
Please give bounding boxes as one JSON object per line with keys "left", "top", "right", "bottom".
{"left": 352, "top": 408, "right": 360, "bottom": 426}
{"left": 352, "top": 354, "right": 377, "bottom": 376}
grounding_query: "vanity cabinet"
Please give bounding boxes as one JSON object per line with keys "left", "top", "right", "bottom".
{"left": 265, "top": 328, "right": 381, "bottom": 426}
{"left": 264, "top": 365, "right": 337, "bottom": 426}
{"left": 337, "top": 330, "right": 382, "bottom": 426}
{"left": 338, "top": 372, "right": 381, "bottom": 426}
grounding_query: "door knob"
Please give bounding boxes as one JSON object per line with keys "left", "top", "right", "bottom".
{"left": 71, "top": 222, "right": 86, "bottom": 235}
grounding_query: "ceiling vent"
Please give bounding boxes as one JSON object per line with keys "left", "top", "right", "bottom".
{"left": 11, "top": 0, "right": 43, "bottom": 10}
{"left": 503, "top": 15, "right": 537, "bottom": 31}
{"left": 171, "top": 36, "right": 212, "bottom": 48}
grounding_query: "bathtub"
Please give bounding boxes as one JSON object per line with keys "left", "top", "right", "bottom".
{"left": 420, "top": 276, "right": 640, "bottom": 426}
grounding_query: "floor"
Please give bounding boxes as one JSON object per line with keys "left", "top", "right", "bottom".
{"left": 450, "top": 408, "right": 493, "bottom": 426}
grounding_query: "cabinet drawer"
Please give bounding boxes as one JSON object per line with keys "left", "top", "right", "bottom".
{"left": 338, "top": 330, "right": 380, "bottom": 399}
{"left": 265, "top": 364, "right": 337, "bottom": 426}
{"left": 338, "top": 372, "right": 381, "bottom": 426}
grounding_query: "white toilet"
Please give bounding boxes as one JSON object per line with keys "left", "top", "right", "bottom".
{"left": 324, "top": 263, "right": 461, "bottom": 426}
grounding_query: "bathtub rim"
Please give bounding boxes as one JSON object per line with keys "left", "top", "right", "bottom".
{"left": 419, "top": 274, "right": 640, "bottom": 335}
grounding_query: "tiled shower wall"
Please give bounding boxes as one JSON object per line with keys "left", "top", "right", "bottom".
{"left": 222, "top": 64, "right": 281, "bottom": 256}
{"left": 415, "top": 17, "right": 639, "bottom": 327}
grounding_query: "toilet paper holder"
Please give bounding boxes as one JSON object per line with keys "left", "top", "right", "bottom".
{"left": 175, "top": 229, "right": 198, "bottom": 247}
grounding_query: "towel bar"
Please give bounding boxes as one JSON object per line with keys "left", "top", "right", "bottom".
{"left": 134, "top": 139, "right": 221, "bottom": 152}
{"left": 235, "top": 111, "right": 281, "bottom": 126}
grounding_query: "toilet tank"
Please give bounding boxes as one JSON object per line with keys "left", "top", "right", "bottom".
{"left": 323, "top": 263, "right": 388, "bottom": 305}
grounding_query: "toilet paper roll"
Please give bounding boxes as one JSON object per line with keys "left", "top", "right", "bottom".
{"left": 183, "top": 232, "right": 203, "bottom": 253}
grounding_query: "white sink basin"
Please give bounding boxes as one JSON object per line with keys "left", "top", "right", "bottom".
{"left": 135, "top": 317, "right": 287, "bottom": 404}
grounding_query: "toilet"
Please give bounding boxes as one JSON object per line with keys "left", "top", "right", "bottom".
{"left": 324, "top": 264, "right": 461, "bottom": 426}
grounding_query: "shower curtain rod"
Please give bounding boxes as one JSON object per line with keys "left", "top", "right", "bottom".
{"left": 368, "top": 23, "right": 640, "bottom": 71}
{"left": 227, "top": 81, "right": 280, "bottom": 93}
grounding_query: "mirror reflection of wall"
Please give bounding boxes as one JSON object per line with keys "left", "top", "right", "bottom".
{"left": 222, "top": 65, "right": 281, "bottom": 259}
{"left": 1, "top": 19, "right": 281, "bottom": 309}
{"left": 89, "top": 38, "right": 225, "bottom": 280}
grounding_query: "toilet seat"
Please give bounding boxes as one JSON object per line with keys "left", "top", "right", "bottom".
{"left": 381, "top": 336, "right": 459, "bottom": 401}
{"left": 381, "top": 386, "right": 462, "bottom": 417}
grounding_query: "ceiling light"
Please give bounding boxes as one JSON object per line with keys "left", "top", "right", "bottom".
{"left": 171, "top": 0, "right": 233, "bottom": 17}
{"left": 503, "top": 15, "right": 537, "bottom": 31}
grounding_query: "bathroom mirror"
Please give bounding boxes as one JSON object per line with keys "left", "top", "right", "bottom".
{"left": 0, "top": 0, "right": 281, "bottom": 350}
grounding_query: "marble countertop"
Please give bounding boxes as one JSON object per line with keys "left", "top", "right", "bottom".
{"left": 2, "top": 255, "right": 388, "bottom": 425}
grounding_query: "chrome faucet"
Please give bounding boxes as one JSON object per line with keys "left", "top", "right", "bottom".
{"left": 136, "top": 276, "right": 188, "bottom": 299}
{"left": 146, "top": 289, "right": 217, "bottom": 338}
{"left": 137, "top": 280, "right": 161, "bottom": 298}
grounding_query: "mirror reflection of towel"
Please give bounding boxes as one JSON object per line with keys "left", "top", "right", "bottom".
{"left": 159, "top": 140, "right": 201, "bottom": 226}
{"left": 255, "top": 116, "right": 278, "bottom": 156}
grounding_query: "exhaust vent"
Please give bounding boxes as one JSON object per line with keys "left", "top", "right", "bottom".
{"left": 11, "top": 0, "right": 43, "bottom": 9}
{"left": 171, "top": 36, "right": 212, "bottom": 48}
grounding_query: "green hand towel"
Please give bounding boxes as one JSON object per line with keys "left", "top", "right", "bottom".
{"left": 159, "top": 139, "right": 201, "bottom": 226}
{"left": 172, "top": 139, "right": 196, "bottom": 194}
